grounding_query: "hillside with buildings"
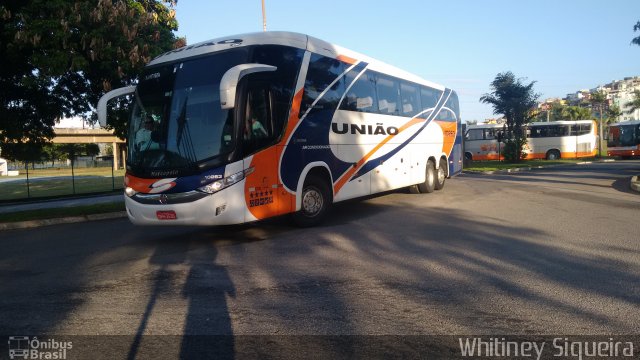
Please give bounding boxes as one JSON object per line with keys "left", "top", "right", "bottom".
{"left": 540, "top": 76, "right": 640, "bottom": 122}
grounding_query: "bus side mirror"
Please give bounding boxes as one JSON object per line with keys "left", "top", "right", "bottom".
{"left": 219, "top": 64, "right": 277, "bottom": 110}
{"left": 97, "top": 86, "right": 136, "bottom": 127}
{"left": 497, "top": 133, "right": 503, "bottom": 142}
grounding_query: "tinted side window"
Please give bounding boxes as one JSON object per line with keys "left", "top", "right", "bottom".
{"left": 465, "top": 129, "right": 484, "bottom": 141}
{"left": 376, "top": 75, "right": 400, "bottom": 116}
{"left": 445, "top": 91, "right": 460, "bottom": 122}
{"left": 340, "top": 70, "right": 378, "bottom": 113}
{"left": 400, "top": 82, "right": 421, "bottom": 117}
{"left": 421, "top": 87, "right": 440, "bottom": 111}
{"left": 530, "top": 126, "right": 547, "bottom": 138}
{"left": 301, "top": 54, "right": 345, "bottom": 114}
{"left": 251, "top": 45, "right": 304, "bottom": 138}
{"left": 485, "top": 128, "right": 498, "bottom": 140}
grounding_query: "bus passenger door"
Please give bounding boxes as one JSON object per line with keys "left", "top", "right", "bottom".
{"left": 242, "top": 84, "right": 292, "bottom": 221}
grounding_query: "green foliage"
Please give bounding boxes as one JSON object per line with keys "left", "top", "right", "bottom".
{"left": 625, "top": 90, "right": 640, "bottom": 115}
{"left": 606, "top": 104, "right": 622, "bottom": 123}
{"left": 480, "top": 72, "right": 539, "bottom": 162}
{"left": 0, "top": 0, "right": 180, "bottom": 160}
{"left": 502, "top": 138, "right": 528, "bottom": 163}
{"left": 633, "top": 21, "right": 640, "bottom": 46}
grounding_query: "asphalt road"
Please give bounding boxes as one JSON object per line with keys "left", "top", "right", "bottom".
{"left": 0, "top": 161, "right": 639, "bottom": 356}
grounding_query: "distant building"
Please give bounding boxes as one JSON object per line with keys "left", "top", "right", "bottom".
{"left": 541, "top": 76, "right": 639, "bottom": 122}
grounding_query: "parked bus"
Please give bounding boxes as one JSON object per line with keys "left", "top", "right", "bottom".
{"left": 607, "top": 120, "right": 640, "bottom": 158}
{"left": 98, "top": 32, "right": 462, "bottom": 226}
{"left": 464, "top": 120, "right": 597, "bottom": 161}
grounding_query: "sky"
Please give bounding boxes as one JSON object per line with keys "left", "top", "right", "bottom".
{"left": 170, "top": 0, "right": 640, "bottom": 123}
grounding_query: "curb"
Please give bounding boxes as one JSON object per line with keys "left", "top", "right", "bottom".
{"left": 463, "top": 159, "right": 615, "bottom": 175}
{"left": 631, "top": 176, "right": 640, "bottom": 193}
{"left": 0, "top": 211, "right": 127, "bottom": 231}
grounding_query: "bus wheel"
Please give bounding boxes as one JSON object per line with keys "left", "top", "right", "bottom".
{"left": 293, "top": 175, "right": 331, "bottom": 227}
{"left": 418, "top": 160, "right": 436, "bottom": 193}
{"left": 435, "top": 158, "right": 447, "bottom": 190}
{"left": 546, "top": 149, "right": 560, "bottom": 160}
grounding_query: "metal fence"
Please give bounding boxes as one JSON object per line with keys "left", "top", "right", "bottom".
{"left": 0, "top": 158, "right": 124, "bottom": 202}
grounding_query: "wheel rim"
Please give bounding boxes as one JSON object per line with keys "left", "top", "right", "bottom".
{"left": 427, "top": 168, "right": 434, "bottom": 185}
{"left": 302, "top": 188, "right": 323, "bottom": 217}
{"left": 437, "top": 166, "right": 445, "bottom": 183}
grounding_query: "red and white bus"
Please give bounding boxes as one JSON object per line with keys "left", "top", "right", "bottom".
{"left": 607, "top": 120, "right": 640, "bottom": 158}
{"left": 98, "top": 32, "right": 462, "bottom": 226}
{"left": 464, "top": 120, "right": 597, "bottom": 161}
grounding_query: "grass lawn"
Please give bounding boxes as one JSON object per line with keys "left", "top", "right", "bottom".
{"left": 0, "top": 167, "right": 125, "bottom": 201}
{"left": 464, "top": 159, "right": 595, "bottom": 172}
{"left": 0, "top": 202, "right": 125, "bottom": 223}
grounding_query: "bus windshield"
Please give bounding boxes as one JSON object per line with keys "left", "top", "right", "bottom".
{"left": 609, "top": 124, "right": 640, "bottom": 147}
{"left": 128, "top": 48, "right": 249, "bottom": 176}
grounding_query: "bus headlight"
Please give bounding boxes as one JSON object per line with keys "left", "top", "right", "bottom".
{"left": 125, "top": 187, "right": 138, "bottom": 197}
{"left": 197, "top": 170, "right": 247, "bottom": 194}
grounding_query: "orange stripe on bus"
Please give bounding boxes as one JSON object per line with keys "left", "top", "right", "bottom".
{"left": 337, "top": 54, "right": 358, "bottom": 65}
{"left": 125, "top": 174, "right": 159, "bottom": 193}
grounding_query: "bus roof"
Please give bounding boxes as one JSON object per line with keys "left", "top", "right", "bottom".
{"left": 148, "top": 31, "right": 446, "bottom": 91}
{"left": 609, "top": 120, "right": 640, "bottom": 127}
{"left": 466, "top": 120, "right": 594, "bottom": 130}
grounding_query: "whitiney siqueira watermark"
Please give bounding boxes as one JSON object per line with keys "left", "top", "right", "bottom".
{"left": 8, "top": 336, "right": 73, "bottom": 360}
{"left": 458, "top": 337, "right": 634, "bottom": 360}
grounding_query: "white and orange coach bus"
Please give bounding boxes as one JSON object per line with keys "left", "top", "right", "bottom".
{"left": 98, "top": 32, "right": 463, "bottom": 226}
{"left": 607, "top": 120, "right": 640, "bottom": 158}
{"left": 464, "top": 120, "right": 597, "bottom": 161}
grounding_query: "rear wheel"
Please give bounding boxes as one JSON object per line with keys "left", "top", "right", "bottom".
{"left": 293, "top": 175, "right": 331, "bottom": 227}
{"left": 546, "top": 149, "right": 561, "bottom": 160}
{"left": 417, "top": 160, "right": 436, "bottom": 194}
{"left": 435, "top": 158, "right": 447, "bottom": 190}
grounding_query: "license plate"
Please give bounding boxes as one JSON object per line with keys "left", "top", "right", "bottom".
{"left": 156, "top": 210, "right": 177, "bottom": 220}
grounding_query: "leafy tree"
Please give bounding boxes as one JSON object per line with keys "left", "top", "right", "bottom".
{"left": 0, "top": 0, "right": 180, "bottom": 162}
{"left": 633, "top": 21, "right": 640, "bottom": 46}
{"left": 606, "top": 104, "right": 622, "bottom": 123}
{"left": 625, "top": 90, "right": 640, "bottom": 116}
{"left": 83, "top": 143, "right": 101, "bottom": 159}
{"left": 480, "top": 72, "right": 539, "bottom": 162}
{"left": 42, "top": 144, "right": 64, "bottom": 167}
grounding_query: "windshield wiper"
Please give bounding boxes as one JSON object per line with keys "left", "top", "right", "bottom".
{"left": 175, "top": 97, "right": 197, "bottom": 165}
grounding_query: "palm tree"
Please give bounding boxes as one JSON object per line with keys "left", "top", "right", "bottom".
{"left": 480, "top": 72, "right": 539, "bottom": 162}
{"left": 590, "top": 91, "right": 607, "bottom": 156}
{"left": 625, "top": 90, "right": 640, "bottom": 117}
{"left": 561, "top": 106, "right": 592, "bottom": 120}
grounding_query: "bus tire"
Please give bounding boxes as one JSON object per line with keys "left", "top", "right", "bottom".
{"left": 546, "top": 149, "right": 561, "bottom": 160}
{"left": 435, "top": 158, "right": 447, "bottom": 190}
{"left": 418, "top": 159, "right": 436, "bottom": 194}
{"left": 293, "top": 175, "right": 331, "bottom": 227}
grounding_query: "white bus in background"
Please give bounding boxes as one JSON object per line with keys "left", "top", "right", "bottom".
{"left": 607, "top": 120, "right": 640, "bottom": 158}
{"left": 97, "top": 32, "right": 463, "bottom": 227}
{"left": 464, "top": 120, "right": 597, "bottom": 161}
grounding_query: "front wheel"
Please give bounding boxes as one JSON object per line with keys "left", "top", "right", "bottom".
{"left": 293, "top": 176, "right": 331, "bottom": 227}
{"left": 417, "top": 160, "right": 436, "bottom": 194}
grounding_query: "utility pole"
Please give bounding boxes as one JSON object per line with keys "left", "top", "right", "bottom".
{"left": 261, "top": 0, "right": 267, "bottom": 32}
{"left": 599, "top": 104, "right": 604, "bottom": 158}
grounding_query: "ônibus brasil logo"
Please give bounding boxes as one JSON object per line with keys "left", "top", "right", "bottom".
{"left": 8, "top": 336, "right": 72, "bottom": 360}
